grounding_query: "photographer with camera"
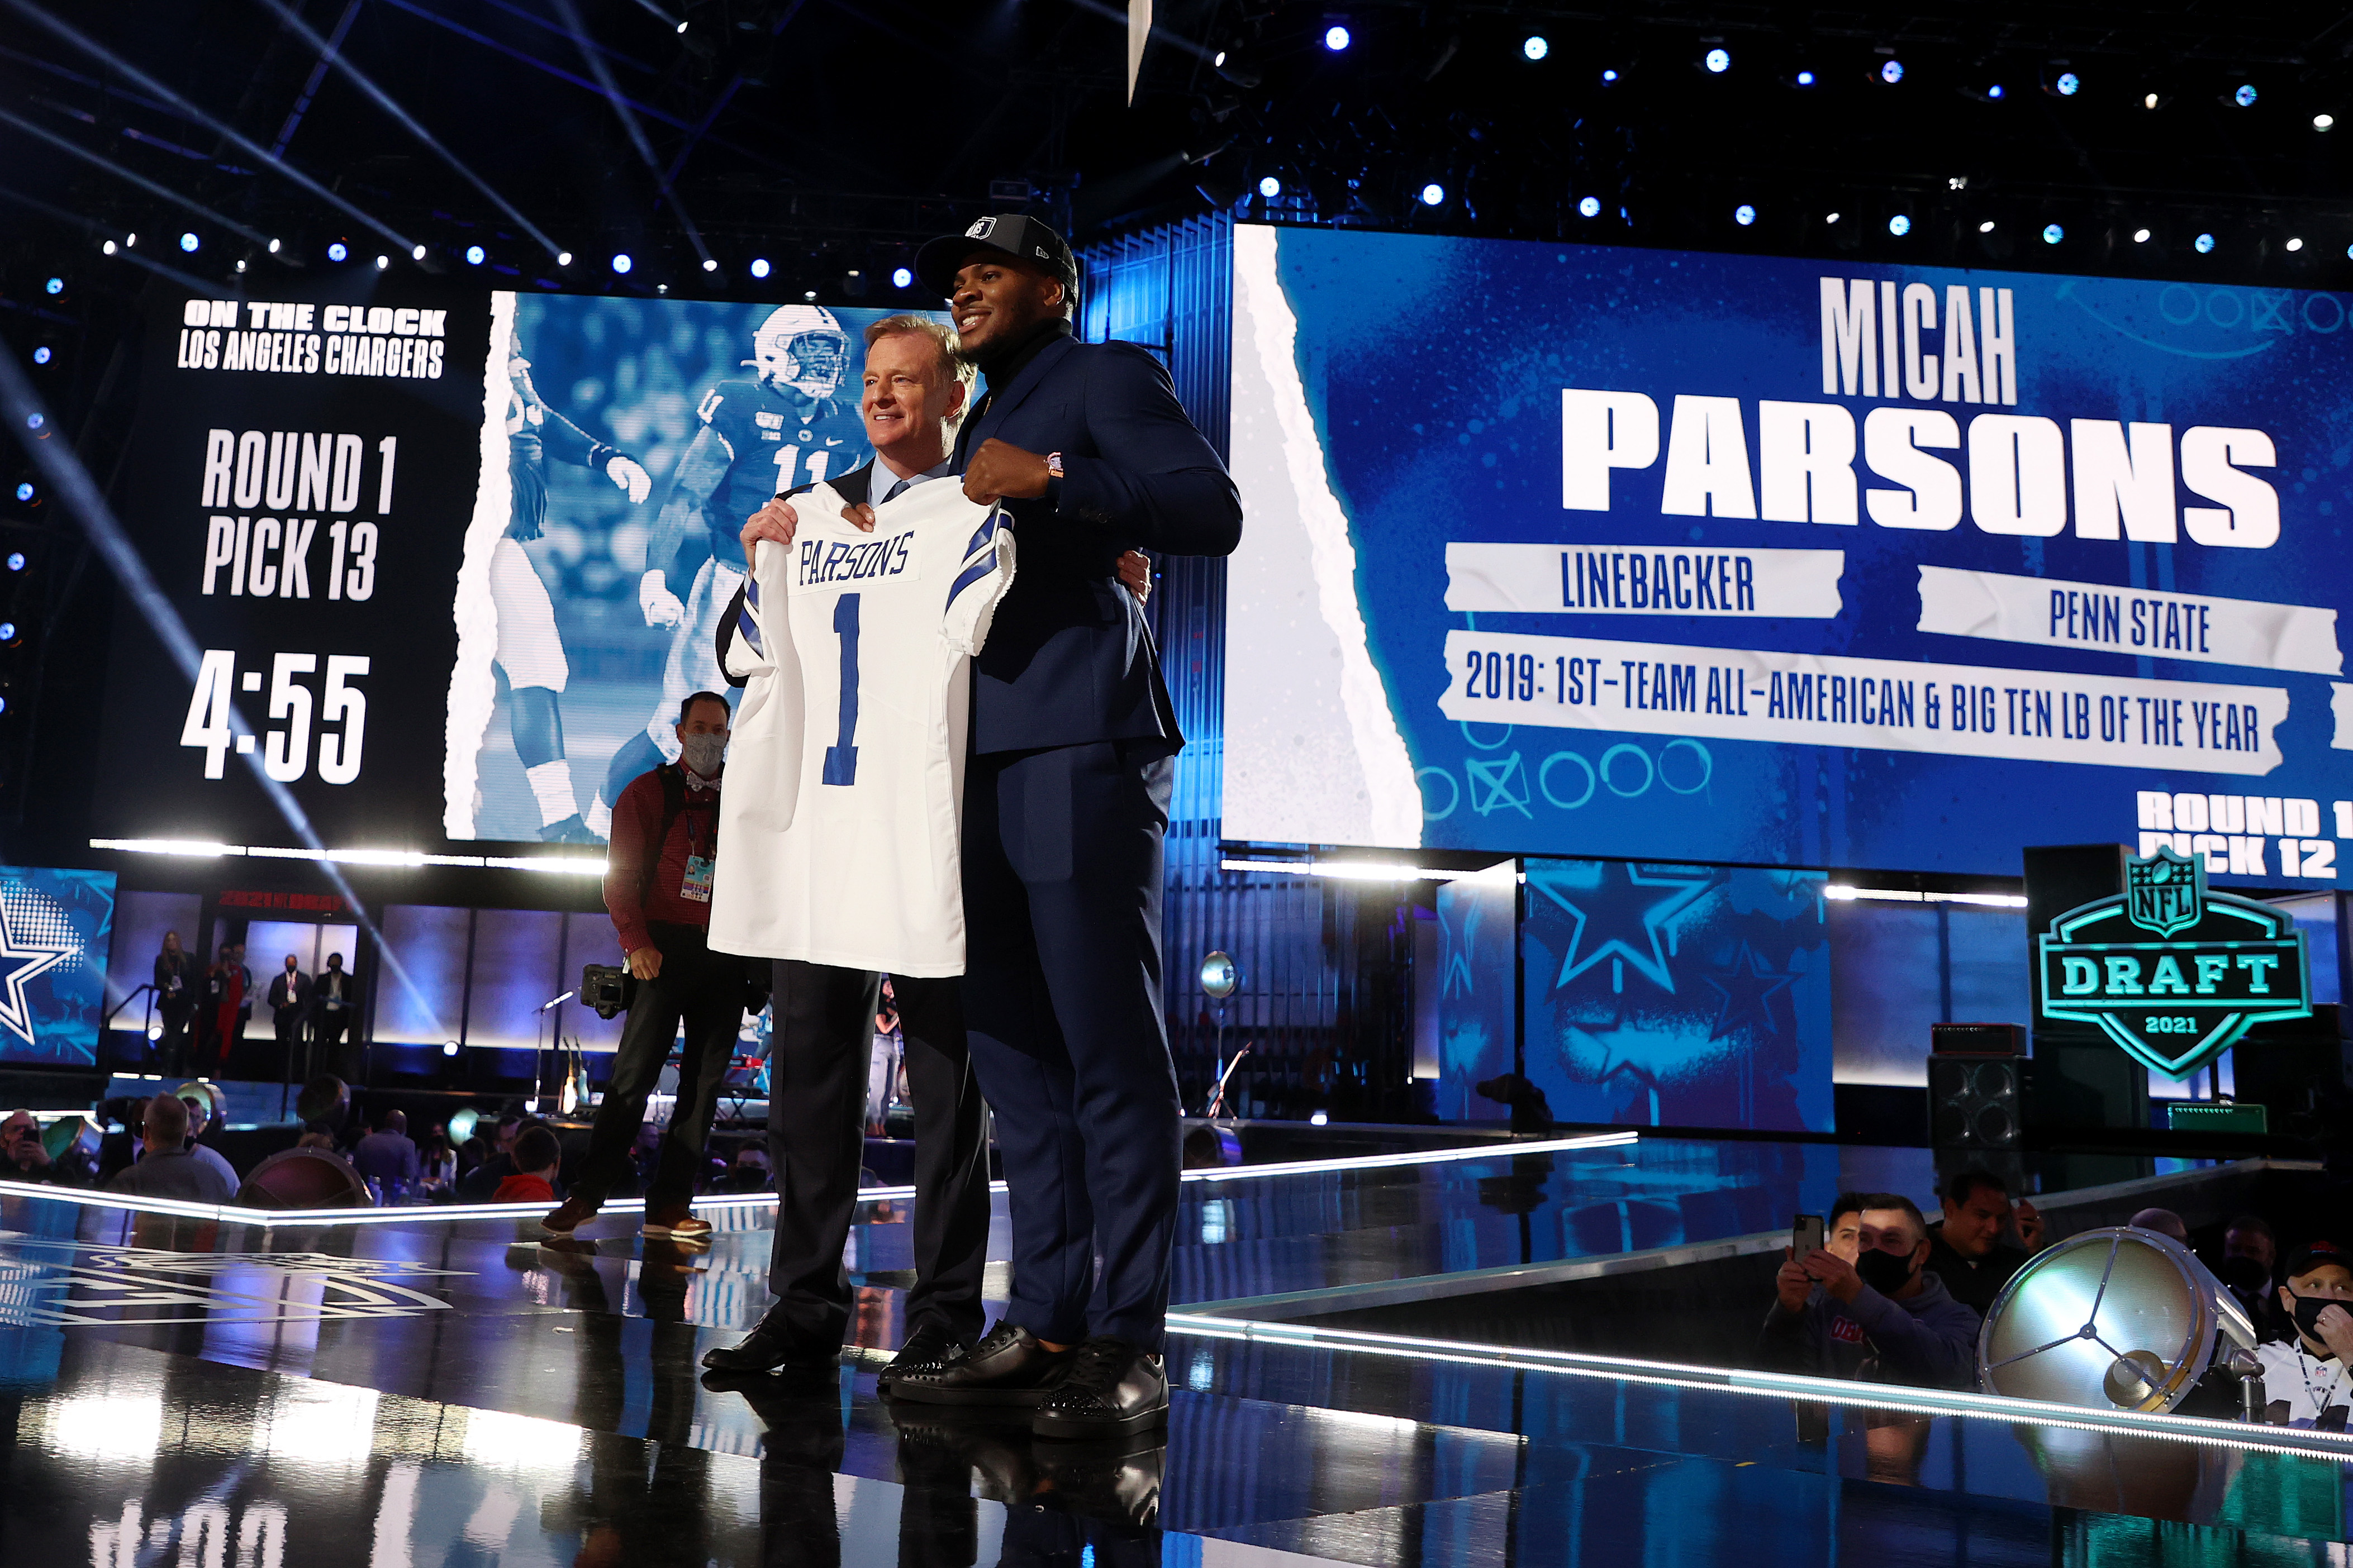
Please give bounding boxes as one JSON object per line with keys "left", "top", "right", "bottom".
{"left": 543, "top": 692, "right": 753, "bottom": 1243}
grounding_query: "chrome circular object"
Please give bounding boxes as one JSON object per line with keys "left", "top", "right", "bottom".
{"left": 1978, "top": 1226, "right": 2255, "bottom": 1411}
{"left": 1199, "top": 950, "right": 1239, "bottom": 1000}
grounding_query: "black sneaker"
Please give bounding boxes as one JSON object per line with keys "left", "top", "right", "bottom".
{"left": 888, "top": 1322, "right": 1073, "bottom": 1407}
{"left": 1030, "top": 1338, "right": 1167, "bottom": 1440}
{"left": 878, "top": 1319, "right": 968, "bottom": 1393}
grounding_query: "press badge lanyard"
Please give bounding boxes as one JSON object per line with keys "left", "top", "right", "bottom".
{"left": 680, "top": 793, "right": 716, "bottom": 903}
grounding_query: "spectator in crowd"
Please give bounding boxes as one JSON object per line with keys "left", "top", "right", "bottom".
{"left": 311, "top": 952, "right": 360, "bottom": 1076}
{"left": 353, "top": 1109, "right": 422, "bottom": 1194}
{"left": 1760, "top": 1193, "right": 1980, "bottom": 1389}
{"left": 463, "top": 1116, "right": 563, "bottom": 1202}
{"left": 2130, "top": 1207, "right": 2191, "bottom": 1244}
{"left": 177, "top": 1094, "right": 240, "bottom": 1192}
{"left": 1, "top": 1109, "right": 94, "bottom": 1186}
{"left": 713, "top": 1140, "right": 772, "bottom": 1194}
{"left": 2256, "top": 1242, "right": 2353, "bottom": 1427}
{"left": 108, "top": 1093, "right": 236, "bottom": 1203}
{"left": 495, "top": 1126, "right": 563, "bottom": 1205}
{"left": 153, "top": 931, "right": 194, "bottom": 1075}
{"left": 1926, "top": 1169, "right": 2044, "bottom": 1317}
{"left": 2226, "top": 1214, "right": 2279, "bottom": 1276}
{"left": 206, "top": 943, "right": 253, "bottom": 1075}
{"left": 2217, "top": 1213, "right": 2283, "bottom": 1336}
{"left": 419, "top": 1133, "right": 458, "bottom": 1198}
{"left": 267, "top": 954, "right": 311, "bottom": 1074}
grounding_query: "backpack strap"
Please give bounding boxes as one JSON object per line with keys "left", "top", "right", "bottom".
{"left": 643, "top": 764, "right": 692, "bottom": 899}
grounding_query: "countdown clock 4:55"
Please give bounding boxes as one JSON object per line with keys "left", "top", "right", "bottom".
{"left": 179, "top": 650, "right": 370, "bottom": 784}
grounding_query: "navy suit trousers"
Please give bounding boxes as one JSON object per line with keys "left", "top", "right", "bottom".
{"left": 961, "top": 738, "right": 1178, "bottom": 1350}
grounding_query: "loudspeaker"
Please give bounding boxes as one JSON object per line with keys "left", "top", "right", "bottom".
{"left": 1929, "top": 1052, "right": 2025, "bottom": 1149}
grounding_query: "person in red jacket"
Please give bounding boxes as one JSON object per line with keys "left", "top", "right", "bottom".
{"left": 543, "top": 692, "right": 751, "bottom": 1242}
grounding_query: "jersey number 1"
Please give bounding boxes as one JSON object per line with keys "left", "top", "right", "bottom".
{"left": 822, "top": 593, "right": 861, "bottom": 786}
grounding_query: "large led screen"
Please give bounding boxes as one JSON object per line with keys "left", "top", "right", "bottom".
{"left": 1227, "top": 225, "right": 2353, "bottom": 884}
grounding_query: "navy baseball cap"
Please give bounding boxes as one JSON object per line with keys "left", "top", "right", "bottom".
{"left": 914, "top": 215, "right": 1078, "bottom": 303}
{"left": 2284, "top": 1241, "right": 2353, "bottom": 1280}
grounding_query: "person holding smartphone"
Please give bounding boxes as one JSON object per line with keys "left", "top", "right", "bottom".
{"left": 1760, "top": 1193, "right": 1979, "bottom": 1389}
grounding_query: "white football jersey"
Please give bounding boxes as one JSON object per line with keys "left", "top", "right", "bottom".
{"left": 711, "top": 478, "right": 1015, "bottom": 976}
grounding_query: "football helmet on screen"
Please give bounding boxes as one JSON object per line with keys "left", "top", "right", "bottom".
{"left": 749, "top": 305, "right": 850, "bottom": 400}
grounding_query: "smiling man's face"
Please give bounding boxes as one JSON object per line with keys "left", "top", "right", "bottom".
{"left": 861, "top": 330, "right": 962, "bottom": 466}
{"left": 949, "top": 255, "right": 1064, "bottom": 360}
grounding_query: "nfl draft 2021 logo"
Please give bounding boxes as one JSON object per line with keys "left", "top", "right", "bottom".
{"left": 2038, "top": 846, "right": 2312, "bottom": 1079}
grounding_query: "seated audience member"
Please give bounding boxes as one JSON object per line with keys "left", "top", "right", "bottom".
{"left": 1926, "top": 1169, "right": 2043, "bottom": 1316}
{"left": 1, "top": 1109, "right": 94, "bottom": 1186}
{"left": 294, "top": 1075, "right": 353, "bottom": 1150}
{"left": 419, "top": 1134, "right": 458, "bottom": 1198}
{"left": 1761, "top": 1193, "right": 1980, "bottom": 1389}
{"left": 712, "top": 1139, "right": 772, "bottom": 1194}
{"left": 2217, "top": 1213, "right": 2283, "bottom": 1335}
{"left": 108, "top": 1093, "right": 236, "bottom": 1204}
{"left": 353, "top": 1109, "right": 422, "bottom": 1193}
{"left": 457, "top": 1114, "right": 529, "bottom": 1200}
{"left": 2129, "top": 1207, "right": 2190, "bottom": 1244}
{"left": 2255, "top": 1242, "right": 2353, "bottom": 1427}
{"left": 177, "top": 1095, "right": 240, "bottom": 1192}
{"left": 494, "top": 1126, "right": 563, "bottom": 1205}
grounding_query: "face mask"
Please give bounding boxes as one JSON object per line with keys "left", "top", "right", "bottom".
{"left": 1856, "top": 1246, "right": 1917, "bottom": 1295}
{"left": 2293, "top": 1294, "right": 2346, "bottom": 1343}
{"left": 680, "top": 733, "right": 726, "bottom": 775}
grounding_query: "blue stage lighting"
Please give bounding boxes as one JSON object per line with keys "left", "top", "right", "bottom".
{"left": 21, "top": 416, "right": 40, "bottom": 432}
{"left": 1880, "top": 60, "right": 1904, "bottom": 84}
{"left": 442, "top": 1042, "right": 459, "bottom": 1057}
{"left": 1888, "top": 215, "right": 1912, "bottom": 236}
{"left": 892, "top": 266, "right": 914, "bottom": 288}
{"left": 179, "top": 232, "right": 198, "bottom": 252}
{"left": 1523, "top": 36, "right": 1548, "bottom": 61}
{"left": 1258, "top": 175, "right": 1282, "bottom": 198}
{"left": 1734, "top": 204, "right": 1756, "bottom": 226}
{"left": 2042, "top": 223, "right": 2065, "bottom": 244}
{"left": 12, "top": 484, "right": 30, "bottom": 502}
{"left": 1795, "top": 70, "right": 1816, "bottom": 87}
{"left": 42, "top": 278, "right": 61, "bottom": 295}
{"left": 1704, "top": 47, "right": 1730, "bottom": 74}
{"left": 2056, "top": 71, "right": 2080, "bottom": 96}
{"left": 1323, "top": 24, "right": 1349, "bottom": 51}
{"left": 2195, "top": 233, "right": 2216, "bottom": 253}
{"left": 327, "top": 242, "right": 348, "bottom": 262}
{"left": 750, "top": 258, "right": 771, "bottom": 279}
{"left": 465, "top": 245, "right": 485, "bottom": 265}
{"left": 1, "top": 625, "right": 17, "bottom": 643}
{"left": 1601, "top": 68, "right": 1619, "bottom": 83}
{"left": 6, "top": 554, "right": 25, "bottom": 572}
{"left": 1578, "top": 196, "right": 1601, "bottom": 218}
{"left": 31, "top": 347, "right": 49, "bottom": 365}
{"left": 374, "top": 254, "right": 388, "bottom": 270}
{"left": 2234, "top": 83, "right": 2258, "bottom": 107}
{"left": 1989, "top": 84, "right": 2005, "bottom": 98}
{"left": 1420, "top": 183, "right": 1446, "bottom": 206}
{"left": 612, "top": 252, "right": 633, "bottom": 274}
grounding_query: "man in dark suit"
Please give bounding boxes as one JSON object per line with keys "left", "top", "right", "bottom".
{"left": 744, "top": 217, "right": 1242, "bottom": 1438}
{"left": 310, "top": 951, "right": 361, "bottom": 1079}
{"left": 266, "top": 953, "right": 309, "bottom": 1076}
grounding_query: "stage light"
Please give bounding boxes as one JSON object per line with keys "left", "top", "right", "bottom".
{"left": 1979, "top": 220, "right": 1996, "bottom": 233}
{"left": 1703, "top": 47, "right": 1730, "bottom": 74}
{"left": 2145, "top": 92, "right": 2161, "bottom": 109}
{"left": 1888, "top": 214, "right": 1912, "bottom": 236}
{"left": 1323, "top": 24, "right": 1349, "bottom": 51}
{"left": 674, "top": 18, "right": 685, "bottom": 31}
{"left": 31, "top": 347, "right": 49, "bottom": 365}
{"left": 1214, "top": 50, "right": 1224, "bottom": 65}
{"left": 1419, "top": 183, "right": 1445, "bottom": 206}
{"left": 2287, "top": 236, "right": 2304, "bottom": 251}
{"left": 557, "top": 250, "right": 573, "bottom": 266}
{"left": 43, "top": 278, "right": 61, "bottom": 295}
{"left": 1258, "top": 175, "right": 1282, "bottom": 198}
{"left": 2318, "top": 114, "right": 2337, "bottom": 130}
{"left": 268, "top": 238, "right": 281, "bottom": 253}
{"left": 411, "top": 244, "right": 426, "bottom": 260}
{"left": 101, "top": 241, "right": 115, "bottom": 255}
{"left": 702, "top": 258, "right": 718, "bottom": 272}
{"left": 750, "top": 258, "right": 771, "bottom": 278}
{"left": 1794, "top": 70, "right": 1816, "bottom": 87}
{"left": 2195, "top": 233, "right": 2216, "bottom": 253}
{"left": 1523, "top": 35, "right": 1548, "bottom": 61}
{"left": 1826, "top": 212, "right": 1841, "bottom": 224}
{"left": 374, "top": 254, "right": 388, "bottom": 269}
{"left": 1577, "top": 196, "right": 1601, "bottom": 218}
{"left": 1880, "top": 59, "right": 1904, "bottom": 84}
{"left": 12, "top": 484, "right": 30, "bottom": 501}
{"left": 892, "top": 266, "right": 913, "bottom": 288}
{"left": 612, "top": 252, "right": 633, "bottom": 274}
{"left": 6, "top": 554, "right": 25, "bottom": 572}
{"left": 327, "top": 242, "right": 348, "bottom": 262}
{"left": 1310, "top": 1110, "right": 1329, "bottom": 1126}
{"left": 235, "top": 259, "right": 245, "bottom": 273}
{"left": 178, "top": 232, "right": 198, "bottom": 252}
{"left": 2134, "top": 228, "right": 2151, "bottom": 243}
{"left": 1988, "top": 84, "right": 2005, "bottom": 98}
{"left": 2233, "top": 83, "right": 2257, "bottom": 108}
{"left": 1, "top": 623, "right": 19, "bottom": 642}
{"left": 2042, "top": 223, "right": 2064, "bottom": 244}
{"left": 1601, "top": 68, "right": 1619, "bottom": 83}
{"left": 464, "top": 245, "right": 485, "bottom": 265}
{"left": 2053, "top": 70, "right": 2080, "bottom": 97}
{"left": 441, "top": 1042, "right": 458, "bottom": 1057}
{"left": 1734, "top": 204, "right": 1756, "bottom": 226}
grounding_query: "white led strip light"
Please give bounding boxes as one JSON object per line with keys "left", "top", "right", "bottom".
{"left": 1163, "top": 1316, "right": 2353, "bottom": 1460}
{"left": 3, "top": 1132, "right": 1636, "bottom": 1227}
{"left": 88, "top": 838, "right": 608, "bottom": 875}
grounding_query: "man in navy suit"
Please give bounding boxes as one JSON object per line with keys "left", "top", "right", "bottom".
{"left": 738, "top": 217, "right": 1240, "bottom": 1437}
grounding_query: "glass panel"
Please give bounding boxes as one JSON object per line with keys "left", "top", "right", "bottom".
{"left": 463, "top": 908, "right": 565, "bottom": 1052}
{"left": 374, "top": 905, "right": 470, "bottom": 1047}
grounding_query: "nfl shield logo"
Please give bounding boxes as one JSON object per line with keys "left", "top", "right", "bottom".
{"left": 2125, "top": 845, "right": 2203, "bottom": 938}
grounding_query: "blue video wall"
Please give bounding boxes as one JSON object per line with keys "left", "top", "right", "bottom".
{"left": 0, "top": 868, "right": 116, "bottom": 1066}
{"left": 1226, "top": 225, "right": 2353, "bottom": 888}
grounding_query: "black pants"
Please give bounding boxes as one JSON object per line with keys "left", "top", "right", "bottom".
{"left": 763, "top": 960, "right": 990, "bottom": 1351}
{"left": 572, "top": 922, "right": 743, "bottom": 1213}
{"left": 313, "top": 1004, "right": 351, "bottom": 1067}
{"left": 962, "top": 739, "right": 1178, "bottom": 1351}
{"left": 155, "top": 1003, "right": 192, "bottom": 1078}
{"left": 273, "top": 1009, "right": 305, "bottom": 1077}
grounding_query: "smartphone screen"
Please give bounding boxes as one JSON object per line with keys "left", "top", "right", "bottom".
{"left": 1791, "top": 1213, "right": 1825, "bottom": 1257}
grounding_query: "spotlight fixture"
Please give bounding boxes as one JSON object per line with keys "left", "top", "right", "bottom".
{"left": 2143, "top": 92, "right": 2169, "bottom": 110}
{"left": 702, "top": 258, "right": 718, "bottom": 272}
{"left": 1703, "top": 47, "right": 1731, "bottom": 74}
{"left": 2318, "top": 113, "right": 2337, "bottom": 131}
{"left": 612, "top": 253, "right": 633, "bottom": 274}
{"left": 464, "top": 245, "right": 485, "bottom": 265}
{"left": 12, "top": 484, "right": 29, "bottom": 501}
{"left": 410, "top": 244, "right": 426, "bottom": 261}
{"left": 2194, "top": 233, "right": 2216, "bottom": 253}
{"left": 1734, "top": 204, "right": 1756, "bottom": 226}
{"left": 1258, "top": 175, "right": 1282, "bottom": 198}
{"left": 1988, "top": 84, "right": 2005, "bottom": 99}
{"left": 2232, "top": 83, "right": 2258, "bottom": 108}
{"left": 1888, "top": 214, "right": 1911, "bottom": 236}
{"left": 557, "top": 251, "right": 573, "bottom": 266}
{"left": 2133, "top": 228, "right": 2151, "bottom": 243}
{"left": 2042, "top": 223, "right": 2065, "bottom": 244}
{"left": 1577, "top": 196, "right": 1601, "bottom": 218}
{"left": 1419, "top": 182, "right": 1446, "bottom": 206}
{"left": 1979, "top": 220, "right": 1996, "bottom": 233}
{"left": 673, "top": 18, "right": 685, "bottom": 31}
{"left": 2287, "top": 236, "right": 2304, "bottom": 251}
{"left": 442, "top": 1042, "right": 459, "bottom": 1057}
{"left": 374, "top": 254, "right": 389, "bottom": 269}
{"left": 235, "top": 259, "right": 246, "bottom": 273}
{"left": 2043, "top": 64, "right": 2081, "bottom": 97}
{"left": 327, "top": 242, "right": 348, "bottom": 262}
{"left": 1600, "top": 68, "right": 1619, "bottom": 83}
{"left": 5, "top": 553, "right": 23, "bottom": 571}
{"left": 1879, "top": 59, "right": 1904, "bottom": 84}
{"left": 101, "top": 241, "right": 115, "bottom": 255}
{"left": 1826, "top": 211, "right": 1842, "bottom": 224}
{"left": 750, "top": 258, "right": 771, "bottom": 279}
{"left": 178, "top": 232, "right": 198, "bottom": 252}
{"left": 267, "top": 238, "right": 281, "bottom": 254}
{"left": 31, "top": 348, "right": 49, "bottom": 365}
{"left": 1793, "top": 70, "right": 1816, "bottom": 87}
{"left": 1, "top": 623, "right": 17, "bottom": 643}
{"left": 1522, "top": 35, "right": 1547, "bottom": 61}
{"left": 1323, "top": 23, "right": 1350, "bottom": 51}
{"left": 44, "top": 278, "right": 62, "bottom": 295}
{"left": 892, "top": 266, "right": 914, "bottom": 288}
{"left": 803, "top": 290, "right": 817, "bottom": 301}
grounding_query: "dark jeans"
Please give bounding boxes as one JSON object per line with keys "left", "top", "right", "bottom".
{"left": 763, "top": 961, "right": 990, "bottom": 1350}
{"left": 571, "top": 922, "right": 743, "bottom": 1213}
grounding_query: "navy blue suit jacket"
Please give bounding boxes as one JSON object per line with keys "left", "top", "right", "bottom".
{"left": 955, "top": 332, "right": 1241, "bottom": 754}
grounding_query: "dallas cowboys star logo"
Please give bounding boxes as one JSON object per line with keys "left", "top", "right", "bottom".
{"left": 1528, "top": 860, "right": 1714, "bottom": 994}
{"left": 1702, "top": 941, "right": 1794, "bottom": 1040}
{"left": 0, "top": 893, "right": 72, "bottom": 1048}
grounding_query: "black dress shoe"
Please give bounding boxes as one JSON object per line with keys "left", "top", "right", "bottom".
{"left": 888, "top": 1322, "right": 1074, "bottom": 1407}
{"left": 701, "top": 1312, "right": 838, "bottom": 1373}
{"left": 878, "top": 1319, "right": 968, "bottom": 1391}
{"left": 1030, "top": 1338, "right": 1167, "bottom": 1440}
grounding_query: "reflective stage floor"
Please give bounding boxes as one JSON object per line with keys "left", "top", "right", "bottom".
{"left": 4, "top": 1137, "right": 2349, "bottom": 1566}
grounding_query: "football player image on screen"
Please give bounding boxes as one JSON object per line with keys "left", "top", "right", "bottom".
{"left": 600, "top": 305, "right": 868, "bottom": 816}
{"left": 497, "top": 338, "right": 653, "bottom": 842}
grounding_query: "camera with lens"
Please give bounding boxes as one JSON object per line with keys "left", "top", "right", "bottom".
{"left": 582, "top": 963, "right": 635, "bottom": 1020}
